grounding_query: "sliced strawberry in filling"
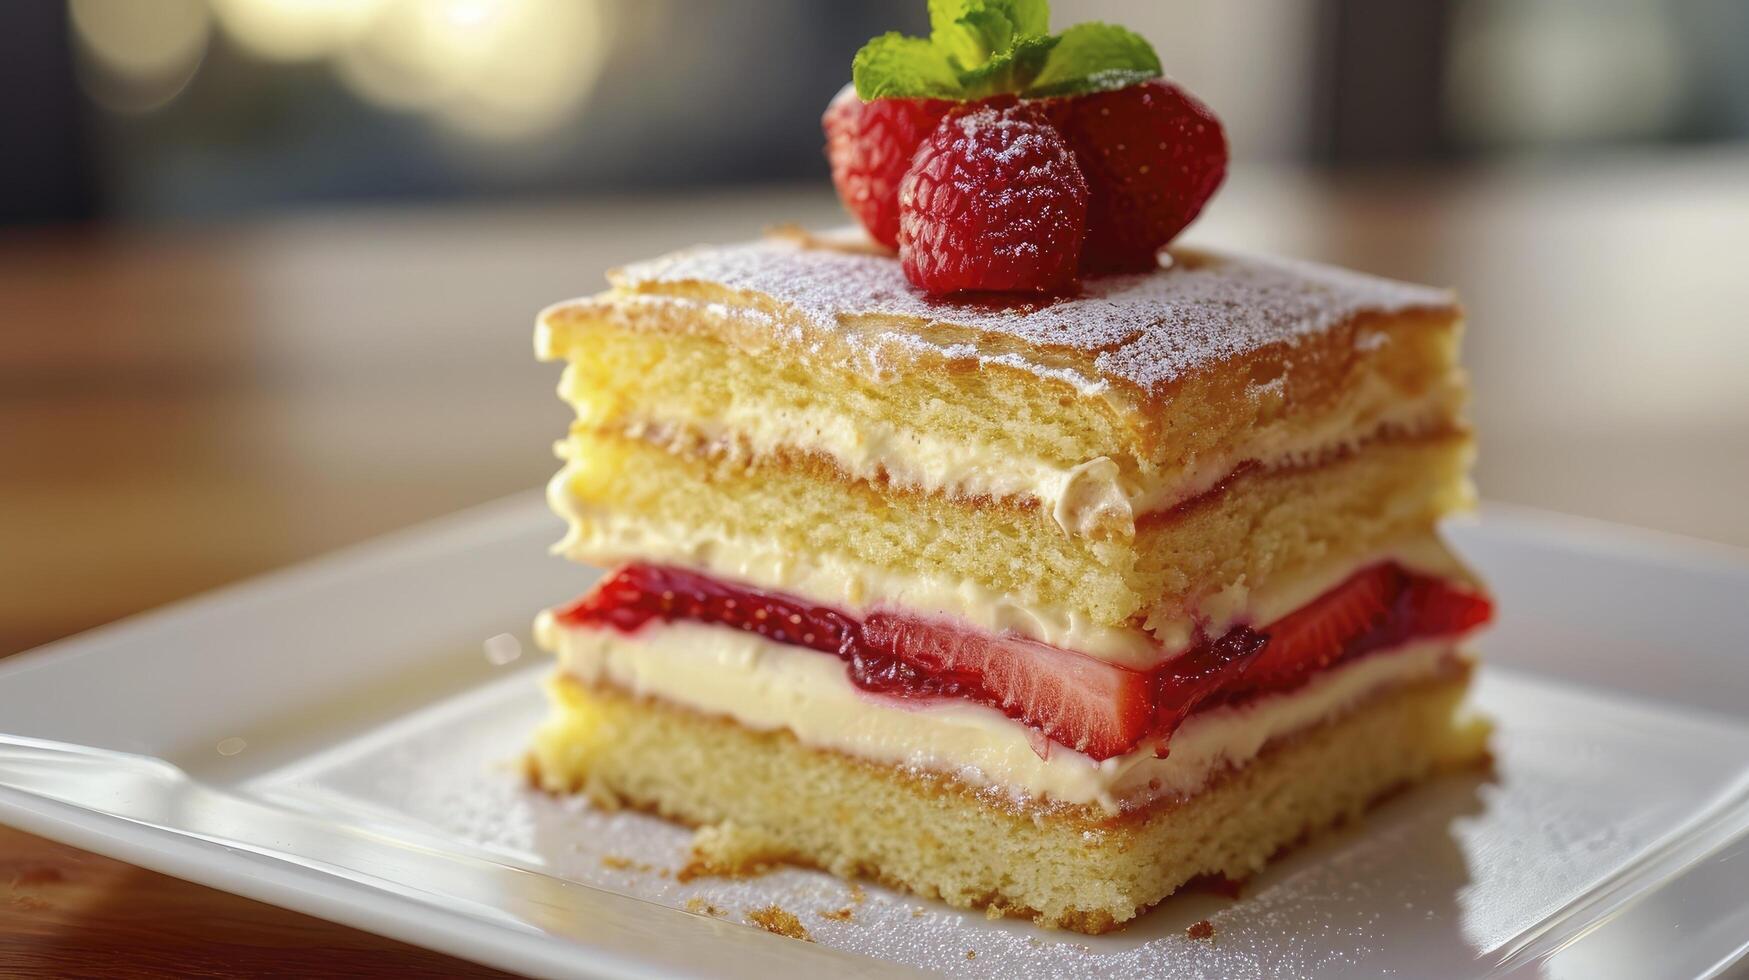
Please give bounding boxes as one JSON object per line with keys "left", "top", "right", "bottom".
{"left": 1226, "top": 564, "right": 1493, "bottom": 703}
{"left": 856, "top": 613, "right": 1156, "bottom": 760}
{"left": 1152, "top": 625, "right": 1270, "bottom": 741}
{"left": 554, "top": 562, "right": 1492, "bottom": 762}
{"left": 1233, "top": 564, "right": 1400, "bottom": 698}
{"left": 559, "top": 563, "right": 856, "bottom": 655}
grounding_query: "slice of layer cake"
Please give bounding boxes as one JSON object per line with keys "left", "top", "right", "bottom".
{"left": 527, "top": 233, "right": 1493, "bottom": 932}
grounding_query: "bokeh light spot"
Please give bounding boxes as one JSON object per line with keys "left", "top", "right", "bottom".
{"left": 208, "top": 0, "right": 385, "bottom": 63}
{"left": 69, "top": 0, "right": 211, "bottom": 112}
{"left": 332, "top": 0, "right": 608, "bottom": 142}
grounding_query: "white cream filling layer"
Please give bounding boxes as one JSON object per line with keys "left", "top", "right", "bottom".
{"left": 548, "top": 464, "right": 1473, "bottom": 668}
{"left": 537, "top": 614, "right": 1462, "bottom": 814}
{"left": 557, "top": 357, "right": 1461, "bottom": 539}
{"left": 547, "top": 463, "right": 1154, "bottom": 664}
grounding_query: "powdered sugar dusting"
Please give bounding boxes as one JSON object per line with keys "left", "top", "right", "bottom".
{"left": 947, "top": 106, "right": 1083, "bottom": 194}
{"left": 610, "top": 235, "right": 1455, "bottom": 396}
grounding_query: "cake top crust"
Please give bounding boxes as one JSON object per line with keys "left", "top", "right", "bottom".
{"left": 606, "top": 232, "right": 1456, "bottom": 397}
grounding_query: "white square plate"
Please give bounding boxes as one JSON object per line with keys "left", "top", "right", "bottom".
{"left": 2, "top": 497, "right": 1746, "bottom": 979}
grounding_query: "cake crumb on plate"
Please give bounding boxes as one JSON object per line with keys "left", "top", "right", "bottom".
{"left": 683, "top": 897, "right": 725, "bottom": 917}
{"left": 746, "top": 905, "right": 812, "bottom": 942}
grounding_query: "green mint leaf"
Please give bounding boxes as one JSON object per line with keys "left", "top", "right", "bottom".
{"left": 930, "top": 2, "right": 1006, "bottom": 67}
{"left": 957, "top": 34, "right": 1059, "bottom": 98}
{"left": 1022, "top": 22, "right": 1161, "bottom": 97}
{"left": 927, "top": 0, "right": 1051, "bottom": 69}
{"left": 852, "top": 3, "right": 1159, "bottom": 103}
{"left": 999, "top": 0, "right": 1050, "bottom": 37}
{"left": 852, "top": 32, "right": 964, "bottom": 100}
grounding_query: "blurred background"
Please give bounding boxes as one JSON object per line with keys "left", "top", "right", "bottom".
{"left": 2, "top": 1, "right": 1748, "bottom": 971}
{"left": 10, "top": 0, "right": 1749, "bottom": 220}
{"left": 4, "top": 0, "right": 1748, "bottom": 656}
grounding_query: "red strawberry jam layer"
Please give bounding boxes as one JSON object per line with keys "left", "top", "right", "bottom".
{"left": 555, "top": 563, "right": 1491, "bottom": 761}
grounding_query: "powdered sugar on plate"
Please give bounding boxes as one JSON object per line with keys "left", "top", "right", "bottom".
{"left": 236, "top": 665, "right": 1749, "bottom": 978}
{"left": 609, "top": 234, "right": 1455, "bottom": 396}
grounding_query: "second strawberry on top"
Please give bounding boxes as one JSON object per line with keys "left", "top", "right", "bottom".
{"left": 822, "top": 1, "right": 1228, "bottom": 295}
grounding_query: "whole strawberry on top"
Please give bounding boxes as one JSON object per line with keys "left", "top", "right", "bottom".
{"left": 823, "top": 0, "right": 1228, "bottom": 296}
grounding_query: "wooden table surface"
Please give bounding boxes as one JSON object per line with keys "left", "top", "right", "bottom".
{"left": 4, "top": 157, "right": 1748, "bottom": 975}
